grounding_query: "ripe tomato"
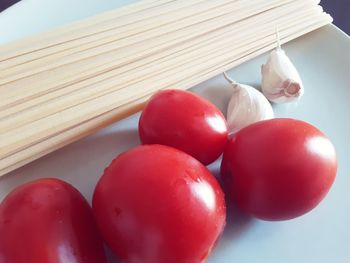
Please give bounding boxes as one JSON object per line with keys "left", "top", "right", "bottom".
{"left": 221, "top": 118, "right": 337, "bottom": 221}
{"left": 0, "top": 178, "right": 107, "bottom": 263}
{"left": 93, "top": 145, "right": 226, "bottom": 263}
{"left": 138, "top": 89, "right": 228, "bottom": 165}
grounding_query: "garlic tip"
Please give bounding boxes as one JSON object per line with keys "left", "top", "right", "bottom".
{"left": 261, "top": 28, "right": 304, "bottom": 103}
{"left": 223, "top": 72, "right": 274, "bottom": 134}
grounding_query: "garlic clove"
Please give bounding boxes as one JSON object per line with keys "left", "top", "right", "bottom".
{"left": 223, "top": 72, "right": 274, "bottom": 134}
{"left": 261, "top": 30, "right": 304, "bottom": 103}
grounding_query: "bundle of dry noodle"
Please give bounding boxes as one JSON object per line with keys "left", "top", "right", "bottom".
{"left": 0, "top": 0, "right": 332, "bottom": 176}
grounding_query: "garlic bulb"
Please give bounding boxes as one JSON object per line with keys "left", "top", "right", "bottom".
{"left": 223, "top": 72, "right": 274, "bottom": 134}
{"left": 261, "top": 30, "right": 304, "bottom": 103}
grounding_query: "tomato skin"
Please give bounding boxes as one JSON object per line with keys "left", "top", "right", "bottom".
{"left": 0, "top": 178, "right": 107, "bottom": 263}
{"left": 221, "top": 118, "right": 337, "bottom": 221}
{"left": 93, "top": 145, "right": 226, "bottom": 263}
{"left": 138, "top": 89, "right": 228, "bottom": 165}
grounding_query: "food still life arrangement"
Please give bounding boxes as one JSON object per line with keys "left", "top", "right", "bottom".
{"left": 0, "top": 0, "right": 349, "bottom": 262}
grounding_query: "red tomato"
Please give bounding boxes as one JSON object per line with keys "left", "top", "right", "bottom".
{"left": 0, "top": 178, "right": 107, "bottom": 263}
{"left": 221, "top": 118, "right": 337, "bottom": 221}
{"left": 138, "top": 89, "right": 228, "bottom": 165}
{"left": 93, "top": 145, "right": 226, "bottom": 263}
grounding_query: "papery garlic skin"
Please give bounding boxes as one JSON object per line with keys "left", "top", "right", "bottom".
{"left": 261, "top": 48, "right": 304, "bottom": 103}
{"left": 226, "top": 83, "right": 274, "bottom": 134}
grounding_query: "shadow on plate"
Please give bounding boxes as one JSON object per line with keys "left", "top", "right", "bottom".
{"left": 207, "top": 160, "right": 255, "bottom": 248}
{"left": 191, "top": 79, "right": 263, "bottom": 116}
{"left": 191, "top": 83, "right": 231, "bottom": 115}
{"left": 220, "top": 196, "right": 255, "bottom": 244}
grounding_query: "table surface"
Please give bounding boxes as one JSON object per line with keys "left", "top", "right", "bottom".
{"left": 321, "top": 0, "right": 350, "bottom": 34}
{"left": 0, "top": 1, "right": 350, "bottom": 263}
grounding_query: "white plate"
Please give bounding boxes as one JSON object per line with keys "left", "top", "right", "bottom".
{"left": 1, "top": 1, "right": 350, "bottom": 263}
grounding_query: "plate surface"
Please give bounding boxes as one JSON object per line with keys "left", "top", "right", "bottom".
{"left": 1, "top": 1, "right": 350, "bottom": 263}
